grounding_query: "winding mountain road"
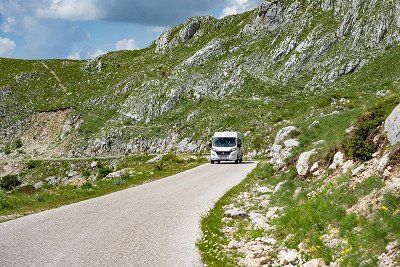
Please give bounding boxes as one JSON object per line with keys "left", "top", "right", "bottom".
{"left": 0, "top": 162, "right": 257, "bottom": 266}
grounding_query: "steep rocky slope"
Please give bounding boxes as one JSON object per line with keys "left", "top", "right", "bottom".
{"left": 1, "top": 0, "right": 400, "bottom": 159}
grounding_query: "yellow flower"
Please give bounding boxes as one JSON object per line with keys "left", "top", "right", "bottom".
{"left": 380, "top": 205, "right": 389, "bottom": 212}
{"left": 342, "top": 248, "right": 351, "bottom": 255}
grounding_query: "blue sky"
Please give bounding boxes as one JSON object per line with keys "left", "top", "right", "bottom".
{"left": 0, "top": 0, "right": 261, "bottom": 60}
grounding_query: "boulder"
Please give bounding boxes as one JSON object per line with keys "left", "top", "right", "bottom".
{"left": 274, "top": 126, "right": 298, "bottom": 144}
{"left": 296, "top": 150, "right": 316, "bottom": 176}
{"left": 352, "top": 164, "right": 366, "bottom": 176}
{"left": 33, "top": 181, "right": 43, "bottom": 190}
{"left": 328, "top": 151, "right": 344, "bottom": 170}
{"left": 179, "top": 18, "right": 200, "bottom": 41}
{"left": 384, "top": 103, "right": 400, "bottom": 145}
{"left": 284, "top": 249, "right": 298, "bottom": 263}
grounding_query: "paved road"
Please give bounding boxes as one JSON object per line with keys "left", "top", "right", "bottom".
{"left": 0, "top": 162, "right": 257, "bottom": 267}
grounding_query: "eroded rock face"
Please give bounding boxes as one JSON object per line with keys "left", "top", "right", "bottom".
{"left": 155, "top": 18, "right": 201, "bottom": 53}
{"left": 384, "top": 103, "right": 400, "bottom": 145}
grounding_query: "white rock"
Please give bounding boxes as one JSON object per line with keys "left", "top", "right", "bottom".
{"left": 345, "top": 126, "right": 355, "bottom": 134}
{"left": 384, "top": 103, "right": 400, "bottom": 145}
{"left": 224, "top": 209, "right": 248, "bottom": 218}
{"left": 34, "top": 181, "right": 43, "bottom": 190}
{"left": 352, "top": 164, "right": 366, "bottom": 176}
{"left": 328, "top": 152, "right": 344, "bottom": 170}
{"left": 273, "top": 181, "right": 286, "bottom": 194}
{"left": 294, "top": 187, "right": 302, "bottom": 197}
{"left": 264, "top": 237, "right": 277, "bottom": 245}
{"left": 284, "top": 139, "right": 300, "bottom": 149}
{"left": 105, "top": 169, "right": 129, "bottom": 179}
{"left": 266, "top": 206, "right": 283, "bottom": 219}
{"left": 90, "top": 161, "right": 98, "bottom": 168}
{"left": 382, "top": 169, "right": 391, "bottom": 179}
{"left": 377, "top": 153, "right": 390, "bottom": 173}
{"left": 298, "top": 241, "right": 307, "bottom": 251}
{"left": 227, "top": 240, "right": 240, "bottom": 249}
{"left": 303, "top": 258, "right": 326, "bottom": 267}
{"left": 296, "top": 150, "right": 316, "bottom": 176}
{"left": 284, "top": 249, "right": 298, "bottom": 263}
{"left": 258, "top": 186, "right": 273, "bottom": 194}
{"left": 342, "top": 160, "right": 354, "bottom": 173}
{"left": 310, "top": 162, "right": 319, "bottom": 173}
{"left": 309, "top": 121, "right": 320, "bottom": 128}
{"left": 274, "top": 126, "right": 298, "bottom": 144}
{"left": 146, "top": 154, "right": 164, "bottom": 163}
{"left": 260, "top": 199, "right": 270, "bottom": 208}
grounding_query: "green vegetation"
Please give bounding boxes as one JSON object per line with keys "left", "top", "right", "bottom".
{"left": 199, "top": 163, "right": 399, "bottom": 266}
{"left": 0, "top": 155, "right": 205, "bottom": 220}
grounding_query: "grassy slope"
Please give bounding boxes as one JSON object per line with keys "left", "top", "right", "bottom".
{"left": 0, "top": 155, "right": 205, "bottom": 220}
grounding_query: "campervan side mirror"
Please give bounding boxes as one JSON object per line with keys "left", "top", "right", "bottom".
{"left": 238, "top": 143, "right": 242, "bottom": 148}
{"left": 208, "top": 143, "right": 212, "bottom": 149}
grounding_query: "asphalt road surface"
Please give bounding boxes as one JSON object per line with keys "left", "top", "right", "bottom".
{"left": 0, "top": 162, "right": 257, "bottom": 267}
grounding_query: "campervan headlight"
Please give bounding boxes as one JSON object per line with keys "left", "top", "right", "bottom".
{"left": 230, "top": 148, "right": 237, "bottom": 152}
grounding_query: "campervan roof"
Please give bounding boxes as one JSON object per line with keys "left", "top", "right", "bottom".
{"left": 213, "top": 132, "right": 240, "bottom": 138}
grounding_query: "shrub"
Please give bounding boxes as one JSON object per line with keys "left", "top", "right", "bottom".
{"left": 14, "top": 139, "right": 23, "bottom": 149}
{"left": 0, "top": 189, "right": 11, "bottom": 209}
{"left": 26, "top": 160, "right": 37, "bottom": 169}
{"left": 82, "top": 170, "right": 91, "bottom": 178}
{"left": 0, "top": 175, "right": 22, "bottom": 191}
{"left": 344, "top": 96, "right": 400, "bottom": 161}
{"left": 98, "top": 167, "right": 113, "bottom": 178}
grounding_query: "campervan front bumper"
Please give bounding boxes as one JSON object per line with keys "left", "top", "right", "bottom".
{"left": 210, "top": 150, "right": 238, "bottom": 161}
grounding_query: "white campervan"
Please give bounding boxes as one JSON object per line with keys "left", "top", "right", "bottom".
{"left": 210, "top": 132, "right": 243, "bottom": 164}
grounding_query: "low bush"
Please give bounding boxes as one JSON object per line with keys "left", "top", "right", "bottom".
{"left": 98, "top": 167, "right": 113, "bottom": 178}
{"left": 344, "top": 96, "right": 400, "bottom": 161}
{"left": 0, "top": 175, "right": 21, "bottom": 191}
{"left": 26, "top": 160, "right": 37, "bottom": 169}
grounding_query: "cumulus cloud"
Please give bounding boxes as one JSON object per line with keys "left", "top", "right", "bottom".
{"left": 116, "top": 38, "right": 138, "bottom": 50}
{"left": 68, "top": 46, "right": 105, "bottom": 60}
{"left": 0, "top": 36, "right": 15, "bottom": 57}
{"left": 35, "top": 0, "right": 222, "bottom": 26}
{"left": 36, "top": 0, "right": 103, "bottom": 21}
{"left": 220, "top": 0, "right": 260, "bottom": 18}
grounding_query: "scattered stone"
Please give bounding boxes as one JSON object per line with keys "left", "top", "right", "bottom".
{"left": 284, "top": 249, "right": 298, "bottom": 263}
{"left": 257, "top": 186, "right": 273, "bottom": 194}
{"left": 378, "top": 153, "right": 390, "bottom": 173}
{"left": 310, "top": 161, "right": 319, "bottom": 173}
{"left": 260, "top": 199, "right": 270, "bottom": 208}
{"left": 296, "top": 150, "right": 316, "bottom": 176}
{"left": 303, "top": 258, "right": 327, "bottom": 267}
{"left": 33, "top": 181, "right": 43, "bottom": 190}
{"left": 227, "top": 240, "right": 241, "bottom": 249}
{"left": 342, "top": 160, "right": 354, "bottom": 173}
{"left": 67, "top": 171, "right": 79, "bottom": 178}
{"left": 264, "top": 237, "right": 277, "bottom": 245}
{"left": 328, "top": 152, "right": 344, "bottom": 170}
{"left": 294, "top": 187, "right": 302, "bottom": 198}
{"left": 284, "top": 139, "right": 300, "bottom": 149}
{"left": 266, "top": 206, "right": 283, "bottom": 219}
{"left": 382, "top": 169, "right": 391, "bottom": 179}
{"left": 274, "top": 126, "right": 298, "bottom": 145}
{"left": 105, "top": 168, "right": 131, "bottom": 179}
{"left": 309, "top": 121, "right": 320, "bottom": 128}
{"left": 273, "top": 181, "right": 286, "bottom": 194}
{"left": 146, "top": 154, "right": 164, "bottom": 163}
{"left": 345, "top": 126, "right": 355, "bottom": 134}
{"left": 352, "top": 164, "right": 366, "bottom": 176}
{"left": 63, "top": 177, "right": 86, "bottom": 187}
{"left": 224, "top": 209, "right": 248, "bottom": 218}
{"left": 90, "top": 161, "right": 98, "bottom": 168}
{"left": 46, "top": 176, "right": 59, "bottom": 186}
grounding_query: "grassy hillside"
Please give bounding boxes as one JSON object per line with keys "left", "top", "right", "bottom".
{"left": 1, "top": 0, "right": 399, "bottom": 158}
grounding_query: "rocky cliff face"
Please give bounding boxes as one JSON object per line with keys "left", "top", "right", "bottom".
{"left": 1, "top": 0, "right": 400, "bottom": 158}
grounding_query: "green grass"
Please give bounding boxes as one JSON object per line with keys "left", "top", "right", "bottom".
{"left": 199, "top": 160, "right": 399, "bottom": 266}
{"left": 0, "top": 155, "right": 205, "bottom": 220}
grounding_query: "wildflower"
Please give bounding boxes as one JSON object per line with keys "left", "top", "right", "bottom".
{"left": 380, "top": 205, "right": 389, "bottom": 212}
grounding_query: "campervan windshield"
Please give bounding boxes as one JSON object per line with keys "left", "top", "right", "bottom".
{"left": 213, "top": 137, "right": 236, "bottom": 147}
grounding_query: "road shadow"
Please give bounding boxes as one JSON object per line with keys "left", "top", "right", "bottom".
{"left": 212, "top": 161, "right": 255, "bottom": 165}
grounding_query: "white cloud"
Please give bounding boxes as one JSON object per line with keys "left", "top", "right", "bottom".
{"left": 0, "top": 37, "right": 16, "bottom": 57}
{"left": 67, "top": 51, "right": 81, "bottom": 60}
{"left": 116, "top": 39, "right": 138, "bottom": 51}
{"left": 220, "top": 0, "right": 260, "bottom": 18}
{"left": 36, "top": 0, "right": 103, "bottom": 21}
{"left": 87, "top": 48, "right": 105, "bottom": 58}
{"left": 1, "top": 17, "right": 17, "bottom": 33}
{"left": 147, "top": 26, "right": 169, "bottom": 33}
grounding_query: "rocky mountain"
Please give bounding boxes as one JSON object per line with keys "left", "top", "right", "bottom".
{"left": 1, "top": 0, "right": 400, "bottom": 159}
